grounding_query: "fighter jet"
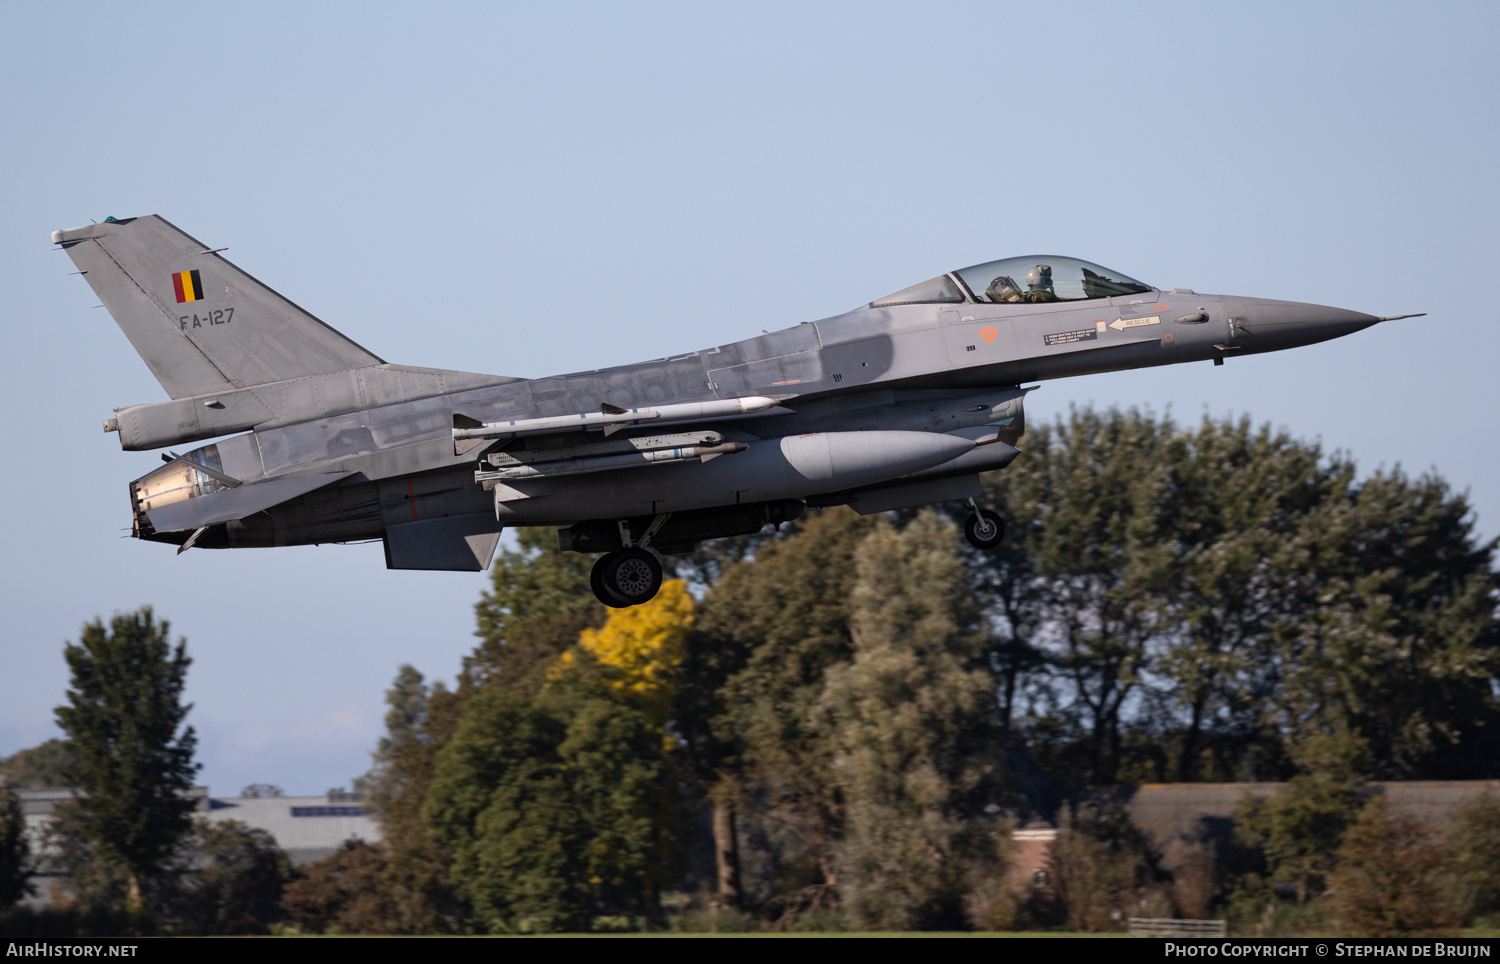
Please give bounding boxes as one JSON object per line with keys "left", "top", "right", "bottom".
{"left": 52, "top": 216, "right": 1418, "bottom": 607}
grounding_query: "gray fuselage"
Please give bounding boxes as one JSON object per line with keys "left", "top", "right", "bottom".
{"left": 132, "top": 286, "right": 1377, "bottom": 552}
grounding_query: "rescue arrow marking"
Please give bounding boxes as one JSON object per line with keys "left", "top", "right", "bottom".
{"left": 1108, "top": 316, "right": 1161, "bottom": 331}
{"left": 978, "top": 326, "right": 998, "bottom": 343}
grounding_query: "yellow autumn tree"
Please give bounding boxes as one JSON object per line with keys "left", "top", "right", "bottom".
{"left": 568, "top": 579, "right": 695, "bottom": 730}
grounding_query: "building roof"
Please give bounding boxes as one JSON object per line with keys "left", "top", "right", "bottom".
{"left": 12, "top": 786, "right": 381, "bottom": 868}
{"left": 206, "top": 794, "right": 380, "bottom": 864}
{"left": 14, "top": 785, "right": 208, "bottom": 817}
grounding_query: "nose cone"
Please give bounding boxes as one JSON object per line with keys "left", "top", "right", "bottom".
{"left": 1222, "top": 297, "right": 1381, "bottom": 352}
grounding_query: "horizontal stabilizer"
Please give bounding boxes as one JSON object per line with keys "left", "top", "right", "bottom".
{"left": 146, "top": 472, "right": 354, "bottom": 532}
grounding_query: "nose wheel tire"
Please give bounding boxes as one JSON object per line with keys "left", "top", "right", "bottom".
{"left": 964, "top": 509, "right": 1005, "bottom": 550}
{"left": 594, "top": 547, "right": 663, "bottom": 607}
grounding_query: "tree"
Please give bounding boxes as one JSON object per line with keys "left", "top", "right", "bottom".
{"left": 0, "top": 739, "right": 74, "bottom": 789}
{"left": 1262, "top": 468, "right": 1500, "bottom": 780}
{"left": 1234, "top": 732, "right": 1366, "bottom": 906}
{"left": 1049, "top": 802, "right": 1162, "bottom": 932}
{"left": 963, "top": 813, "right": 1020, "bottom": 931}
{"left": 1451, "top": 791, "right": 1500, "bottom": 920}
{"left": 1168, "top": 838, "right": 1217, "bottom": 921}
{"left": 696, "top": 508, "right": 877, "bottom": 914}
{"left": 1326, "top": 796, "right": 1461, "bottom": 937}
{"left": 962, "top": 409, "right": 1500, "bottom": 787}
{"left": 1147, "top": 417, "right": 1335, "bottom": 781}
{"left": 354, "top": 665, "right": 462, "bottom": 932}
{"left": 942, "top": 463, "right": 1051, "bottom": 745}
{"left": 572, "top": 579, "right": 695, "bottom": 730}
{"left": 467, "top": 528, "right": 606, "bottom": 696}
{"left": 425, "top": 664, "right": 686, "bottom": 932}
{"left": 0, "top": 788, "right": 33, "bottom": 909}
{"left": 55, "top": 608, "right": 199, "bottom": 911}
{"left": 355, "top": 664, "right": 431, "bottom": 818}
{"left": 352, "top": 532, "right": 622, "bottom": 933}
{"left": 281, "top": 841, "right": 397, "bottom": 934}
{"left": 962, "top": 410, "right": 1179, "bottom": 787}
{"left": 42, "top": 799, "right": 133, "bottom": 916}
{"left": 177, "top": 819, "right": 292, "bottom": 934}
{"left": 673, "top": 561, "right": 764, "bottom": 912}
{"left": 816, "top": 511, "right": 999, "bottom": 930}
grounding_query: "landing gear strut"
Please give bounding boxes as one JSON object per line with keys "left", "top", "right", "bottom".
{"left": 590, "top": 547, "right": 665, "bottom": 607}
{"left": 586, "top": 515, "right": 670, "bottom": 608}
{"left": 962, "top": 497, "right": 1005, "bottom": 551}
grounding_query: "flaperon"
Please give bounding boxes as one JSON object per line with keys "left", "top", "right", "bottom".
{"left": 53, "top": 216, "right": 1418, "bottom": 607}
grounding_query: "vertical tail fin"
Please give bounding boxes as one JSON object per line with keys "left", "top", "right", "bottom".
{"left": 53, "top": 215, "right": 383, "bottom": 399}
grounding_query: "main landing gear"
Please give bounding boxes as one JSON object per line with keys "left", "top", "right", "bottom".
{"left": 962, "top": 497, "right": 1005, "bottom": 551}
{"left": 591, "top": 548, "right": 664, "bottom": 608}
{"left": 589, "top": 515, "right": 669, "bottom": 607}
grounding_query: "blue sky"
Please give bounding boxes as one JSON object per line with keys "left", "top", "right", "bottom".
{"left": 2, "top": 1, "right": 1496, "bottom": 793}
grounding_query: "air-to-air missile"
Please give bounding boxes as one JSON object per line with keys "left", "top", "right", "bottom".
{"left": 53, "top": 216, "right": 1419, "bottom": 606}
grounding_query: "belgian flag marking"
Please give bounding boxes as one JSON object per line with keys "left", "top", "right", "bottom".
{"left": 172, "top": 269, "right": 204, "bottom": 303}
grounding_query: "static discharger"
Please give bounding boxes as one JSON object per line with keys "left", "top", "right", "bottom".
{"left": 452, "top": 395, "right": 784, "bottom": 454}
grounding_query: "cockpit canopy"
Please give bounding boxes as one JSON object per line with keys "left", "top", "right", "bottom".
{"left": 871, "top": 256, "right": 1153, "bottom": 308}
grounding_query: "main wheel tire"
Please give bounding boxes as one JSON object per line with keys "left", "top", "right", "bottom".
{"left": 964, "top": 509, "right": 1005, "bottom": 550}
{"left": 600, "top": 547, "right": 663, "bottom": 606}
{"left": 590, "top": 555, "right": 630, "bottom": 608}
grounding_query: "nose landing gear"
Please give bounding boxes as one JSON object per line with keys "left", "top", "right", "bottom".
{"left": 962, "top": 497, "right": 1005, "bottom": 551}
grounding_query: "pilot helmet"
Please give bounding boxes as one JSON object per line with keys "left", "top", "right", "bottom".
{"left": 1026, "top": 264, "right": 1053, "bottom": 290}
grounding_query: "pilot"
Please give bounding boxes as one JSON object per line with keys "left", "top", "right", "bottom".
{"left": 985, "top": 275, "right": 1024, "bottom": 303}
{"left": 1022, "top": 264, "right": 1059, "bottom": 303}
